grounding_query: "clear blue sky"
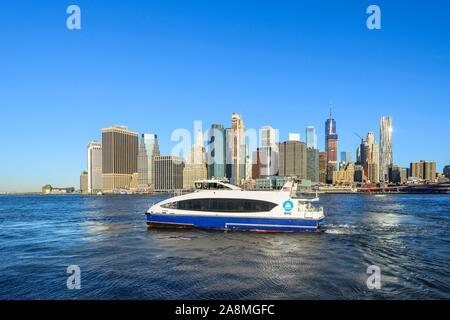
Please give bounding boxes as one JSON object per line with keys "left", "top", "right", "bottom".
{"left": 1, "top": 0, "right": 449, "bottom": 192}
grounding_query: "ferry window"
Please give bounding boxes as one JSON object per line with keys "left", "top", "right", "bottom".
{"left": 161, "top": 202, "right": 177, "bottom": 209}
{"left": 174, "top": 199, "right": 277, "bottom": 212}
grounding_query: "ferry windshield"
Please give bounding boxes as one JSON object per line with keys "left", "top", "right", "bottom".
{"left": 194, "top": 182, "right": 231, "bottom": 190}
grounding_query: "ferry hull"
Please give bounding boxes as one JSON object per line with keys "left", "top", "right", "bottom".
{"left": 146, "top": 213, "right": 323, "bottom": 232}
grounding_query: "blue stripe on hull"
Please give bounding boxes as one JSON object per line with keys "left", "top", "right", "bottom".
{"left": 146, "top": 213, "right": 322, "bottom": 232}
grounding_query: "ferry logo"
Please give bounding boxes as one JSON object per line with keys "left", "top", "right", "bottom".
{"left": 283, "top": 200, "right": 294, "bottom": 212}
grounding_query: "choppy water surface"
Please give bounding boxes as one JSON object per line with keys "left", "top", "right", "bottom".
{"left": 0, "top": 194, "right": 449, "bottom": 299}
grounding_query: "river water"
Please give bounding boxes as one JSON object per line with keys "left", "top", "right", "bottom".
{"left": 0, "top": 194, "right": 448, "bottom": 299}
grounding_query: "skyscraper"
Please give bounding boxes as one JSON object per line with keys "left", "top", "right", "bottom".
{"left": 340, "top": 151, "right": 353, "bottom": 164}
{"left": 388, "top": 164, "right": 401, "bottom": 184}
{"left": 260, "top": 126, "right": 278, "bottom": 149}
{"left": 227, "top": 113, "right": 246, "bottom": 185}
{"left": 183, "top": 130, "right": 208, "bottom": 189}
{"left": 140, "top": 134, "right": 160, "bottom": 188}
{"left": 325, "top": 112, "right": 338, "bottom": 162}
{"left": 257, "top": 126, "right": 279, "bottom": 177}
{"left": 379, "top": 116, "right": 393, "bottom": 182}
{"left": 154, "top": 156, "right": 185, "bottom": 190}
{"left": 306, "top": 147, "right": 320, "bottom": 182}
{"left": 325, "top": 111, "right": 338, "bottom": 183}
{"left": 137, "top": 136, "right": 149, "bottom": 187}
{"left": 87, "top": 141, "right": 102, "bottom": 193}
{"left": 354, "top": 165, "right": 365, "bottom": 182}
{"left": 206, "top": 124, "right": 226, "bottom": 179}
{"left": 361, "top": 132, "right": 379, "bottom": 183}
{"left": 319, "top": 152, "right": 327, "bottom": 183}
{"left": 102, "top": 126, "right": 138, "bottom": 192}
{"left": 444, "top": 165, "right": 450, "bottom": 179}
{"left": 306, "top": 126, "right": 318, "bottom": 149}
{"left": 278, "top": 141, "right": 307, "bottom": 179}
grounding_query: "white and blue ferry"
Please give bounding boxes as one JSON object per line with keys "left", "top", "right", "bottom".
{"left": 146, "top": 179, "right": 324, "bottom": 232}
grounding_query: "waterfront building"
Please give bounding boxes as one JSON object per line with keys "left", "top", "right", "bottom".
{"left": 87, "top": 141, "right": 102, "bottom": 193}
{"left": 379, "top": 116, "right": 393, "bottom": 182}
{"left": 101, "top": 126, "right": 139, "bottom": 192}
{"left": 278, "top": 141, "right": 307, "bottom": 179}
{"left": 42, "top": 185, "right": 75, "bottom": 194}
{"left": 252, "top": 147, "right": 279, "bottom": 179}
{"left": 130, "top": 172, "right": 139, "bottom": 190}
{"left": 245, "top": 147, "right": 253, "bottom": 181}
{"left": 400, "top": 168, "right": 409, "bottom": 183}
{"left": 154, "top": 156, "right": 185, "bottom": 190}
{"left": 424, "top": 161, "right": 437, "bottom": 182}
{"left": 444, "top": 165, "right": 450, "bottom": 178}
{"left": 410, "top": 162, "right": 423, "bottom": 180}
{"left": 139, "top": 133, "right": 160, "bottom": 188}
{"left": 306, "top": 126, "right": 318, "bottom": 149}
{"left": 183, "top": 131, "right": 208, "bottom": 189}
{"left": 252, "top": 150, "right": 260, "bottom": 180}
{"left": 326, "top": 162, "right": 338, "bottom": 184}
{"left": 225, "top": 127, "right": 233, "bottom": 181}
{"left": 319, "top": 152, "right": 327, "bottom": 184}
{"left": 388, "top": 164, "right": 401, "bottom": 184}
{"left": 354, "top": 165, "right": 365, "bottom": 183}
{"left": 255, "top": 176, "right": 289, "bottom": 190}
{"left": 206, "top": 124, "right": 226, "bottom": 179}
{"left": 137, "top": 137, "right": 148, "bottom": 188}
{"left": 369, "top": 162, "right": 379, "bottom": 184}
{"left": 80, "top": 171, "right": 88, "bottom": 193}
{"left": 332, "top": 162, "right": 355, "bottom": 185}
{"left": 360, "top": 132, "right": 379, "bottom": 183}
{"left": 226, "top": 113, "right": 246, "bottom": 185}
{"left": 410, "top": 160, "right": 436, "bottom": 182}
{"left": 306, "top": 147, "right": 320, "bottom": 183}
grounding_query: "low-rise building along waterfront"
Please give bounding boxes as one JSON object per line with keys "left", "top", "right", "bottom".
{"left": 80, "top": 171, "right": 88, "bottom": 193}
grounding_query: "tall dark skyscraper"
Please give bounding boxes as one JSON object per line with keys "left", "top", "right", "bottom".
{"left": 206, "top": 124, "right": 226, "bottom": 179}
{"left": 325, "top": 110, "right": 338, "bottom": 184}
{"left": 325, "top": 111, "right": 338, "bottom": 162}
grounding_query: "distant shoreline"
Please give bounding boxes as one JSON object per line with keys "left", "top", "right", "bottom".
{"left": 1, "top": 191, "right": 449, "bottom": 196}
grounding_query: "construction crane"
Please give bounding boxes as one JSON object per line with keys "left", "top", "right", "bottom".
{"left": 354, "top": 133, "right": 363, "bottom": 142}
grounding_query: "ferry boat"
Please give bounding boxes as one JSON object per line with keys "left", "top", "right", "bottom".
{"left": 146, "top": 179, "right": 324, "bottom": 232}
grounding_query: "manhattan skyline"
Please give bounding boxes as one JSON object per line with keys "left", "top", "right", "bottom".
{"left": 1, "top": 0, "right": 449, "bottom": 192}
